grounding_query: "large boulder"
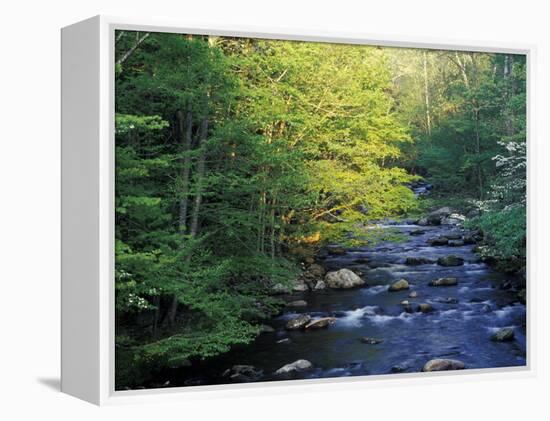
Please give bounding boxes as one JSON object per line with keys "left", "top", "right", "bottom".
{"left": 437, "top": 256, "right": 464, "bottom": 266}
{"left": 491, "top": 327, "right": 515, "bottom": 342}
{"left": 422, "top": 358, "right": 465, "bottom": 372}
{"left": 305, "top": 317, "right": 336, "bottom": 330}
{"left": 285, "top": 314, "right": 311, "bottom": 330}
{"left": 274, "top": 359, "right": 313, "bottom": 376}
{"left": 324, "top": 269, "right": 366, "bottom": 289}
{"left": 429, "top": 277, "right": 458, "bottom": 287}
{"left": 388, "top": 279, "right": 409, "bottom": 292}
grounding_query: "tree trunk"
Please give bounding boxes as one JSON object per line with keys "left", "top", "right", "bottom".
{"left": 116, "top": 32, "right": 150, "bottom": 66}
{"left": 167, "top": 109, "right": 195, "bottom": 327}
{"left": 178, "top": 108, "right": 193, "bottom": 234}
{"left": 422, "top": 51, "right": 432, "bottom": 135}
{"left": 189, "top": 118, "right": 209, "bottom": 237}
{"left": 152, "top": 295, "right": 161, "bottom": 337}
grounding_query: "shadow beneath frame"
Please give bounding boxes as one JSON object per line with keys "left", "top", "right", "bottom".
{"left": 37, "top": 377, "right": 61, "bottom": 392}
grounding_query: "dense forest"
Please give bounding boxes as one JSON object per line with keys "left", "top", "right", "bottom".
{"left": 114, "top": 31, "right": 526, "bottom": 389}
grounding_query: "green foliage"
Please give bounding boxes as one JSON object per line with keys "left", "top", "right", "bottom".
{"left": 466, "top": 206, "right": 526, "bottom": 265}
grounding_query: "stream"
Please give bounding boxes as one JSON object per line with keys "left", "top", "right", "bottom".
{"left": 160, "top": 216, "right": 526, "bottom": 388}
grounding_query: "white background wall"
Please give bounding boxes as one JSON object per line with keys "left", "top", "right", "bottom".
{"left": 1, "top": 0, "right": 548, "bottom": 418}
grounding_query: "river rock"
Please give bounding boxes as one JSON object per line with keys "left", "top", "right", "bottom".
{"left": 271, "top": 283, "right": 290, "bottom": 294}
{"left": 463, "top": 234, "right": 476, "bottom": 245}
{"left": 285, "top": 314, "right": 311, "bottom": 330}
{"left": 422, "top": 358, "right": 465, "bottom": 372}
{"left": 445, "top": 233, "right": 463, "bottom": 240}
{"left": 405, "top": 256, "right": 434, "bottom": 265}
{"left": 408, "top": 290, "right": 419, "bottom": 298}
{"left": 308, "top": 263, "right": 326, "bottom": 277}
{"left": 416, "top": 217, "right": 429, "bottom": 226}
{"left": 429, "top": 277, "right": 458, "bottom": 287}
{"left": 428, "top": 237, "right": 448, "bottom": 246}
{"left": 305, "top": 317, "right": 336, "bottom": 329}
{"left": 287, "top": 300, "right": 308, "bottom": 308}
{"left": 274, "top": 359, "right": 313, "bottom": 376}
{"left": 441, "top": 213, "right": 466, "bottom": 225}
{"left": 293, "top": 279, "right": 309, "bottom": 292}
{"left": 417, "top": 303, "right": 433, "bottom": 313}
{"left": 325, "top": 269, "right": 366, "bottom": 289}
{"left": 391, "top": 364, "right": 409, "bottom": 373}
{"left": 353, "top": 257, "right": 370, "bottom": 264}
{"left": 360, "top": 337, "right": 383, "bottom": 344}
{"left": 314, "top": 280, "right": 327, "bottom": 290}
{"left": 222, "top": 365, "right": 263, "bottom": 382}
{"left": 491, "top": 327, "right": 515, "bottom": 342}
{"left": 410, "top": 229, "right": 426, "bottom": 236}
{"left": 401, "top": 300, "right": 414, "bottom": 313}
{"left": 388, "top": 279, "right": 409, "bottom": 292}
{"left": 425, "top": 207, "right": 453, "bottom": 225}
{"left": 437, "top": 255, "right": 464, "bottom": 266}
{"left": 448, "top": 239, "right": 465, "bottom": 247}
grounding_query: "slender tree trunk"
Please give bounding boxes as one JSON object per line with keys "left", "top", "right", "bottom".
{"left": 178, "top": 108, "right": 193, "bottom": 234}
{"left": 269, "top": 198, "right": 277, "bottom": 259}
{"left": 167, "top": 108, "right": 195, "bottom": 327}
{"left": 422, "top": 51, "right": 432, "bottom": 135}
{"left": 152, "top": 295, "right": 161, "bottom": 337}
{"left": 454, "top": 52, "right": 470, "bottom": 88}
{"left": 116, "top": 32, "right": 150, "bottom": 66}
{"left": 189, "top": 118, "right": 209, "bottom": 237}
{"left": 474, "top": 108, "right": 484, "bottom": 200}
{"left": 503, "top": 55, "right": 515, "bottom": 137}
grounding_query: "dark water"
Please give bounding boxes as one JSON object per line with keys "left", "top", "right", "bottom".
{"left": 162, "top": 222, "right": 526, "bottom": 388}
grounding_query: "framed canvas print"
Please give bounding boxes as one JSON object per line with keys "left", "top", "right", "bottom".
{"left": 61, "top": 16, "right": 532, "bottom": 405}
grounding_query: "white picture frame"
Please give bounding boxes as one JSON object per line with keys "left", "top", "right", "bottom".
{"left": 61, "top": 15, "right": 535, "bottom": 405}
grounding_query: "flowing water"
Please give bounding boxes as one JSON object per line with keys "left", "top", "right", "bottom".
{"left": 161, "top": 220, "right": 526, "bottom": 387}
